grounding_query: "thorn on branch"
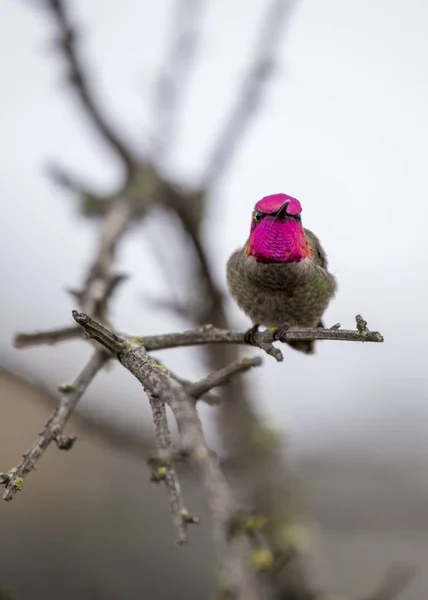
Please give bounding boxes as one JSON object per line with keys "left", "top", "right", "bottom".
{"left": 54, "top": 435, "right": 77, "bottom": 450}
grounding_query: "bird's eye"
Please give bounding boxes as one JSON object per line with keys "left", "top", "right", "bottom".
{"left": 254, "top": 211, "right": 264, "bottom": 223}
{"left": 294, "top": 214, "right": 302, "bottom": 222}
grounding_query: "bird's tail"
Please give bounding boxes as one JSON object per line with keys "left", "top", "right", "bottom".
{"left": 287, "top": 340, "right": 316, "bottom": 354}
{"left": 287, "top": 320, "right": 324, "bottom": 355}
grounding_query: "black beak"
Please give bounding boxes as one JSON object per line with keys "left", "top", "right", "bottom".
{"left": 273, "top": 201, "right": 289, "bottom": 220}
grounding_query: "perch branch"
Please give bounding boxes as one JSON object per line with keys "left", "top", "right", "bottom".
{"left": 1, "top": 350, "right": 108, "bottom": 501}
{"left": 73, "top": 310, "right": 259, "bottom": 599}
{"left": 14, "top": 316, "right": 383, "bottom": 361}
{"left": 45, "top": 0, "right": 136, "bottom": 172}
{"left": 135, "top": 315, "right": 384, "bottom": 362}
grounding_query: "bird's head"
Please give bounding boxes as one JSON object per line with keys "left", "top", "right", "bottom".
{"left": 246, "top": 193, "right": 312, "bottom": 263}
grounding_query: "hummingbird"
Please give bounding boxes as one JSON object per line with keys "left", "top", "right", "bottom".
{"left": 227, "top": 193, "right": 337, "bottom": 354}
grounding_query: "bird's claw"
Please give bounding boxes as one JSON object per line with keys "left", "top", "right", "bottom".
{"left": 244, "top": 324, "right": 260, "bottom": 346}
{"left": 272, "top": 323, "right": 291, "bottom": 342}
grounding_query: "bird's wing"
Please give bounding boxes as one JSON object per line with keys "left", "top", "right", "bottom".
{"left": 304, "top": 227, "right": 329, "bottom": 269}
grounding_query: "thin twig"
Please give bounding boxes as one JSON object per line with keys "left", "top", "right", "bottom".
{"left": 73, "top": 311, "right": 260, "bottom": 599}
{"left": 44, "top": 0, "right": 136, "bottom": 172}
{"left": 204, "top": 0, "right": 297, "bottom": 186}
{"left": 187, "top": 356, "right": 262, "bottom": 399}
{"left": 1, "top": 350, "right": 108, "bottom": 501}
{"left": 79, "top": 196, "right": 135, "bottom": 317}
{"left": 149, "top": 395, "right": 198, "bottom": 545}
{"left": 14, "top": 325, "right": 82, "bottom": 348}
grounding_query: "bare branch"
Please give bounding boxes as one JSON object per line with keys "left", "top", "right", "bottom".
{"left": 187, "top": 356, "right": 262, "bottom": 399}
{"left": 73, "top": 311, "right": 260, "bottom": 599}
{"left": 14, "top": 325, "right": 82, "bottom": 348}
{"left": 131, "top": 315, "right": 384, "bottom": 362}
{"left": 154, "top": 356, "right": 261, "bottom": 405}
{"left": 203, "top": 0, "right": 297, "bottom": 186}
{"left": 25, "top": 372, "right": 153, "bottom": 459}
{"left": 1, "top": 350, "right": 108, "bottom": 501}
{"left": 13, "top": 314, "right": 383, "bottom": 363}
{"left": 149, "top": 395, "right": 199, "bottom": 545}
{"left": 152, "top": 0, "right": 206, "bottom": 160}
{"left": 75, "top": 194, "right": 134, "bottom": 318}
{"left": 73, "top": 313, "right": 125, "bottom": 351}
{"left": 149, "top": 356, "right": 222, "bottom": 406}
{"left": 44, "top": 0, "right": 136, "bottom": 172}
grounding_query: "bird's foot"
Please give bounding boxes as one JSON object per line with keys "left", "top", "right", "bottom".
{"left": 244, "top": 324, "right": 260, "bottom": 346}
{"left": 272, "top": 322, "right": 291, "bottom": 343}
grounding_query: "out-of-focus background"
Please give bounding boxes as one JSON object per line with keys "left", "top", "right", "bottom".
{"left": 1, "top": 1, "right": 428, "bottom": 599}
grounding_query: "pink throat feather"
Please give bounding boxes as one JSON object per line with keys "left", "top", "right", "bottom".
{"left": 246, "top": 193, "right": 312, "bottom": 263}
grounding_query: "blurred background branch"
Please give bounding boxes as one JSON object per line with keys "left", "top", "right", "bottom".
{"left": 203, "top": 0, "right": 297, "bottom": 187}
{"left": 152, "top": 0, "right": 206, "bottom": 161}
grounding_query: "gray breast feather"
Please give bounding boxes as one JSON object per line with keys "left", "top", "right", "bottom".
{"left": 226, "top": 244, "right": 336, "bottom": 328}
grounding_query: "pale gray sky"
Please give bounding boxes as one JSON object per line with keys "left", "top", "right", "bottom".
{"left": 1, "top": 0, "right": 427, "bottom": 464}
